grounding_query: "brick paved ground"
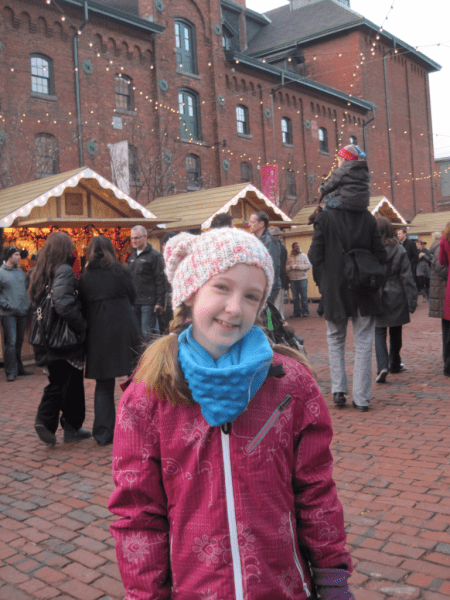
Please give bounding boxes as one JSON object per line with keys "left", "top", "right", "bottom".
{"left": 1, "top": 299, "right": 449, "bottom": 600}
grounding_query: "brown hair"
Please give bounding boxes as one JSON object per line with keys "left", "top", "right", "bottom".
{"left": 28, "top": 232, "right": 74, "bottom": 303}
{"left": 444, "top": 222, "right": 450, "bottom": 243}
{"left": 87, "top": 235, "right": 117, "bottom": 269}
{"left": 134, "top": 306, "right": 312, "bottom": 406}
{"left": 376, "top": 217, "right": 398, "bottom": 247}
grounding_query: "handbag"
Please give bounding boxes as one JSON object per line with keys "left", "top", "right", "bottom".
{"left": 29, "top": 287, "right": 83, "bottom": 351}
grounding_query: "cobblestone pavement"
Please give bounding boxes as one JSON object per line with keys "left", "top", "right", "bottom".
{"left": 1, "top": 299, "right": 449, "bottom": 600}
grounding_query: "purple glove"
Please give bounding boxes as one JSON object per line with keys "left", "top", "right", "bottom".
{"left": 311, "top": 567, "right": 354, "bottom": 600}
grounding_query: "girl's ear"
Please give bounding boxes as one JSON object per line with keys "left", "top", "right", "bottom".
{"left": 183, "top": 295, "right": 195, "bottom": 308}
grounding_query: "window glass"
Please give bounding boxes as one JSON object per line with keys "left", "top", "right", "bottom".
{"left": 240, "top": 162, "right": 252, "bottom": 183}
{"left": 31, "top": 55, "right": 52, "bottom": 95}
{"left": 175, "top": 20, "right": 196, "bottom": 74}
{"left": 281, "top": 118, "right": 292, "bottom": 144}
{"left": 236, "top": 105, "right": 249, "bottom": 135}
{"left": 128, "top": 145, "right": 140, "bottom": 186}
{"left": 115, "top": 75, "right": 133, "bottom": 110}
{"left": 186, "top": 154, "right": 201, "bottom": 189}
{"left": 350, "top": 135, "right": 358, "bottom": 145}
{"left": 319, "top": 127, "right": 328, "bottom": 153}
{"left": 35, "top": 134, "right": 58, "bottom": 179}
{"left": 286, "top": 169, "right": 296, "bottom": 198}
{"left": 179, "top": 89, "right": 200, "bottom": 140}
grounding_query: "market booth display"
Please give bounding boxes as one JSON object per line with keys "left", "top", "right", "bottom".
{"left": 0, "top": 167, "right": 166, "bottom": 362}
{"left": 145, "top": 182, "right": 293, "bottom": 250}
{"left": 407, "top": 210, "right": 450, "bottom": 247}
{"left": 286, "top": 196, "right": 408, "bottom": 300}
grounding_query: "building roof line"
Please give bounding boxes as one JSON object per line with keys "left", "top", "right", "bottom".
{"left": 60, "top": 0, "right": 166, "bottom": 34}
{"left": 221, "top": 0, "right": 271, "bottom": 24}
{"left": 225, "top": 51, "right": 375, "bottom": 111}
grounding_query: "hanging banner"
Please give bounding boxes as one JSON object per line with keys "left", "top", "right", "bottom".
{"left": 260, "top": 165, "right": 279, "bottom": 205}
{"left": 108, "top": 140, "right": 129, "bottom": 195}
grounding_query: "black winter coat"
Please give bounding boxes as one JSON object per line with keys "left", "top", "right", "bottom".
{"left": 127, "top": 243, "right": 165, "bottom": 306}
{"left": 79, "top": 262, "right": 140, "bottom": 380}
{"left": 319, "top": 161, "right": 370, "bottom": 208}
{"left": 32, "top": 263, "right": 86, "bottom": 366}
{"left": 429, "top": 246, "right": 448, "bottom": 319}
{"left": 308, "top": 209, "right": 387, "bottom": 322}
{"left": 400, "top": 238, "right": 419, "bottom": 273}
{"left": 375, "top": 244, "right": 418, "bottom": 328}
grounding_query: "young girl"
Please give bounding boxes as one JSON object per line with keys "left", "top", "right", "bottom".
{"left": 108, "top": 228, "right": 353, "bottom": 600}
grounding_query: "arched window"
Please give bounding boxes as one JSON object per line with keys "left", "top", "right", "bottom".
{"left": 319, "top": 127, "right": 328, "bottom": 153}
{"left": 34, "top": 133, "right": 58, "bottom": 179}
{"left": 178, "top": 89, "right": 201, "bottom": 140}
{"left": 236, "top": 105, "right": 249, "bottom": 135}
{"left": 286, "top": 169, "right": 296, "bottom": 198}
{"left": 115, "top": 74, "right": 133, "bottom": 110}
{"left": 175, "top": 19, "right": 196, "bottom": 74}
{"left": 240, "top": 162, "right": 252, "bottom": 183}
{"left": 281, "top": 117, "right": 292, "bottom": 145}
{"left": 350, "top": 135, "right": 358, "bottom": 145}
{"left": 31, "top": 54, "right": 53, "bottom": 95}
{"left": 186, "top": 154, "right": 201, "bottom": 189}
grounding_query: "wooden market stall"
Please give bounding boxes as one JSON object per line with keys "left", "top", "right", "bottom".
{"left": 407, "top": 210, "right": 450, "bottom": 247}
{"left": 286, "top": 196, "right": 408, "bottom": 300}
{"left": 145, "top": 182, "right": 293, "bottom": 250}
{"left": 0, "top": 167, "right": 167, "bottom": 363}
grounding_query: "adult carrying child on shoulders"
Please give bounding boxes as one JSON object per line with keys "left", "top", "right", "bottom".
{"left": 108, "top": 227, "right": 354, "bottom": 600}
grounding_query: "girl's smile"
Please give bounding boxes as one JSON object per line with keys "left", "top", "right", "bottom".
{"left": 185, "top": 264, "right": 267, "bottom": 360}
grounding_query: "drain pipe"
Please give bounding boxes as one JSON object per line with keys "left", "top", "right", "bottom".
{"left": 74, "top": 1, "right": 89, "bottom": 167}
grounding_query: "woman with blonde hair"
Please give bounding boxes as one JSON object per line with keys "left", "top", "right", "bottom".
{"left": 28, "top": 232, "right": 91, "bottom": 446}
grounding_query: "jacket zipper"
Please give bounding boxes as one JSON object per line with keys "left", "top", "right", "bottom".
{"left": 221, "top": 427, "right": 244, "bottom": 600}
{"left": 245, "top": 395, "right": 292, "bottom": 454}
{"left": 289, "top": 512, "right": 311, "bottom": 598}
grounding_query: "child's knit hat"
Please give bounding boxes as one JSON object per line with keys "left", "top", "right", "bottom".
{"left": 164, "top": 228, "right": 274, "bottom": 310}
{"left": 337, "top": 144, "right": 366, "bottom": 161}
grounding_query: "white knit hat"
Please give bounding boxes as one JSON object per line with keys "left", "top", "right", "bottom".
{"left": 164, "top": 228, "right": 274, "bottom": 310}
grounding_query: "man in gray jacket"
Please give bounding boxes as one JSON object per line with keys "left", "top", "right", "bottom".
{"left": 0, "top": 246, "right": 31, "bottom": 381}
{"left": 249, "top": 211, "right": 281, "bottom": 304}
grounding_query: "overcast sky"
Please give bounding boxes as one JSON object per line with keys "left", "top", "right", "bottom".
{"left": 245, "top": 0, "right": 450, "bottom": 159}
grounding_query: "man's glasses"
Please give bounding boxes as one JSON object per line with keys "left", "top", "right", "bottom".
{"left": 130, "top": 236, "right": 145, "bottom": 241}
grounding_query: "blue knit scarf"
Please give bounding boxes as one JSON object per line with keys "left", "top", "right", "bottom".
{"left": 178, "top": 325, "right": 273, "bottom": 427}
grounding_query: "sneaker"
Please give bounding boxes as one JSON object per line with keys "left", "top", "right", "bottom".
{"left": 64, "top": 427, "right": 92, "bottom": 443}
{"left": 35, "top": 423, "right": 56, "bottom": 447}
{"left": 390, "top": 363, "right": 406, "bottom": 374}
{"left": 376, "top": 368, "right": 389, "bottom": 383}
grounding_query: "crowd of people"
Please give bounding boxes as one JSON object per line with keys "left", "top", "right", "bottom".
{"left": 0, "top": 141, "right": 449, "bottom": 599}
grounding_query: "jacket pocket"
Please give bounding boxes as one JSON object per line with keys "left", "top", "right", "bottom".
{"left": 289, "top": 512, "right": 311, "bottom": 598}
{"left": 244, "top": 395, "right": 291, "bottom": 454}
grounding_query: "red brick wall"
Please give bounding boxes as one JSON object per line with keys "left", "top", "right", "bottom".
{"left": 0, "top": 0, "right": 436, "bottom": 220}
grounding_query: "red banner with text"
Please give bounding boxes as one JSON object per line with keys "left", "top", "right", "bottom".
{"left": 260, "top": 165, "right": 279, "bottom": 205}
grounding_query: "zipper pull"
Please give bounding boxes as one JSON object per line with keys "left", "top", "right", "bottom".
{"left": 221, "top": 422, "right": 232, "bottom": 435}
{"left": 278, "top": 395, "right": 292, "bottom": 411}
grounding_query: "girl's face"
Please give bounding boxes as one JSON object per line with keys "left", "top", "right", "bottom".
{"left": 185, "top": 264, "right": 267, "bottom": 360}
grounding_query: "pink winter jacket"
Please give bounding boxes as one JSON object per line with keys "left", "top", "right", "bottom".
{"left": 108, "top": 352, "right": 352, "bottom": 600}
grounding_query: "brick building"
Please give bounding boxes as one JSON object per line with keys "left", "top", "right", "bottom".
{"left": 0, "top": 0, "right": 441, "bottom": 220}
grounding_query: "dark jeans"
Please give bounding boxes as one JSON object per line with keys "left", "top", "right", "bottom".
{"left": 416, "top": 275, "right": 430, "bottom": 298}
{"left": 290, "top": 280, "right": 309, "bottom": 316}
{"left": 133, "top": 305, "right": 160, "bottom": 341}
{"left": 443, "top": 319, "right": 450, "bottom": 375}
{"left": 1, "top": 314, "right": 27, "bottom": 377}
{"left": 93, "top": 378, "right": 116, "bottom": 445}
{"left": 375, "top": 325, "right": 402, "bottom": 373}
{"left": 35, "top": 360, "right": 86, "bottom": 434}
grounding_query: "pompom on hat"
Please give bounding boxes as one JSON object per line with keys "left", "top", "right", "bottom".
{"left": 164, "top": 228, "right": 274, "bottom": 310}
{"left": 337, "top": 144, "right": 366, "bottom": 161}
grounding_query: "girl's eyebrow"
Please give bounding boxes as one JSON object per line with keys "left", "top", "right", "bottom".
{"left": 213, "top": 276, "right": 264, "bottom": 294}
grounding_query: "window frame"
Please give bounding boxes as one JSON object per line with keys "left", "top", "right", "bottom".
{"left": 236, "top": 105, "right": 250, "bottom": 135}
{"left": 186, "top": 154, "right": 201, "bottom": 190}
{"left": 34, "top": 133, "right": 58, "bottom": 179}
{"left": 285, "top": 169, "right": 296, "bottom": 198}
{"left": 30, "top": 54, "right": 53, "bottom": 95}
{"left": 319, "top": 127, "right": 329, "bottom": 153}
{"left": 281, "top": 117, "right": 293, "bottom": 145}
{"left": 175, "top": 19, "right": 197, "bottom": 74}
{"left": 115, "top": 74, "right": 133, "bottom": 111}
{"left": 240, "top": 161, "right": 252, "bottom": 183}
{"left": 178, "top": 89, "right": 201, "bottom": 140}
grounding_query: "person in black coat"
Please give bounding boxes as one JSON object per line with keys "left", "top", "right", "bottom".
{"left": 308, "top": 208, "right": 387, "bottom": 412}
{"left": 374, "top": 218, "right": 418, "bottom": 383}
{"left": 79, "top": 236, "right": 140, "bottom": 446}
{"left": 28, "top": 232, "right": 91, "bottom": 447}
{"left": 397, "top": 228, "right": 419, "bottom": 282}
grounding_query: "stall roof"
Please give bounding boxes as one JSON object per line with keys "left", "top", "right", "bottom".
{"left": 147, "top": 183, "right": 292, "bottom": 231}
{"left": 288, "top": 195, "right": 407, "bottom": 234}
{"left": 0, "top": 167, "right": 160, "bottom": 228}
{"left": 407, "top": 210, "right": 450, "bottom": 235}
{"left": 16, "top": 218, "right": 165, "bottom": 229}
